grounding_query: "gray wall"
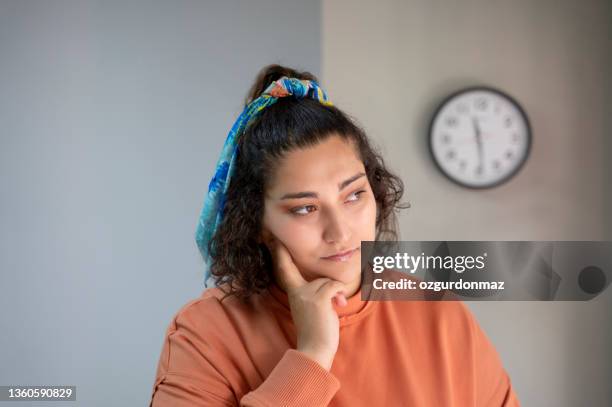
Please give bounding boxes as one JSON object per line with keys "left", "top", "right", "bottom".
{"left": 0, "top": 1, "right": 320, "bottom": 405}
{"left": 323, "top": 0, "right": 612, "bottom": 405}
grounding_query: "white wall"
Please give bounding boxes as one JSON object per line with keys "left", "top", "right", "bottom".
{"left": 323, "top": 0, "right": 612, "bottom": 405}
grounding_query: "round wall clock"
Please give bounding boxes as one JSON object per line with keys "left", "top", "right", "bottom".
{"left": 428, "top": 86, "right": 532, "bottom": 189}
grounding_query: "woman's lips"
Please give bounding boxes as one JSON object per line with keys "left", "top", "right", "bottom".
{"left": 322, "top": 248, "right": 358, "bottom": 262}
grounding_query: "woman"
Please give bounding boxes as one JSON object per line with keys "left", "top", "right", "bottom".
{"left": 149, "top": 65, "right": 520, "bottom": 406}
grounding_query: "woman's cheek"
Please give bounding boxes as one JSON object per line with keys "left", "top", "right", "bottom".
{"left": 273, "top": 218, "right": 315, "bottom": 255}
{"left": 290, "top": 223, "right": 319, "bottom": 255}
{"left": 355, "top": 194, "right": 375, "bottom": 219}
{"left": 357, "top": 196, "right": 378, "bottom": 240}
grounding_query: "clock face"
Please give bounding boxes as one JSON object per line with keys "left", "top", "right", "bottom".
{"left": 428, "top": 86, "right": 531, "bottom": 188}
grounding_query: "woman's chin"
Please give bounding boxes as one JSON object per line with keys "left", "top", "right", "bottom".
{"left": 312, "top": 264, "right": 361, "bottom": 284}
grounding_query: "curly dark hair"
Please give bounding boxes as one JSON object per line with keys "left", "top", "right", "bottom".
{"left": 206, "top": 64, "right": 410, "bottom": 300}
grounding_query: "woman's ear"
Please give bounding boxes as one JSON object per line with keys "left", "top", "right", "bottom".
{"left": 260, "top": 229, "right": 279, "bottom": 250}
{"left": 258, "top": 228, "right": 271, "bottom": 245}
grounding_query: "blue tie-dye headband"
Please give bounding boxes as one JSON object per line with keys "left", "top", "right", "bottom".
{"left": 195, "top": 76, "right": 333, "bottom": 288}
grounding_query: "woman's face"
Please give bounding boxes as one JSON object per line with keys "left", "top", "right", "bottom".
{"left": 261, "top": 134, "right": 377, "bottom": 296}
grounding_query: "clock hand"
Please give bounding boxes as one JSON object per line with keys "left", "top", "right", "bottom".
{"left": 472, "top": 117, "right": 484, "bottom": 173}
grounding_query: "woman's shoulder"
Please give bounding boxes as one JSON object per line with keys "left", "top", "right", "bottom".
{"left": 163, "top": 283, "right": 271, "bottom": 338}
{"left": 152, "top": 285, "right": 265, "bottom": 404}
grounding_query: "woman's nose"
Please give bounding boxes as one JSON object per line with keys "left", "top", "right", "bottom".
{"left": 322, "top": 208, "right": 351, "bottom": 244}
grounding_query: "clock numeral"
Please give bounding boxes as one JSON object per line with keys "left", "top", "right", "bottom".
{"left": 456, "top": 103, "right": 468, "bottom": 114}
{"left": 505, "top": 150, "right": 514, "bottom": 159}
{"left": 475, "top": 165, "right": 484, "bottom": 176}
{"left": 511, "top": 133, "right": 520, "bottom": 143}
{"left": 475, "top": 98, "right": 488, "bottom": 111}
{"left": 459, "top": 160, "right": 467, "bottom": 171}
{"left": 492, "top": 160, "right": 501, "bottom": 170}
{"left": 504, "top": 116, "right": 513, "bottom": 128}
{"left": 446, "top": 150, "right": 456, "bottom": 160}
{"left": 445, "top": 116, "right": 458, "bottom": 127}
{"left": 442, "top": 134, "right": 452, "bottom": 144}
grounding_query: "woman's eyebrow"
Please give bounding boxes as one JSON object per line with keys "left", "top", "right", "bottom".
{"left": 279, "top": 172, "right": 366, "bottom": 200}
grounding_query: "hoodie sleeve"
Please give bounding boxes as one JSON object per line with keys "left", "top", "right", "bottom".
{"left": 239, "top": 349, "right": 340, "bottom": 406}
{"left": 149, "top": 297, "right": 340, "bottom": 407}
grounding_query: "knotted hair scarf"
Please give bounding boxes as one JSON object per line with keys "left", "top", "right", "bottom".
{"left": 195, "top": 76, "right": 333, "bottom": 287}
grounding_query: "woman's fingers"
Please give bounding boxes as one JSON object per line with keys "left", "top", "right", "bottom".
{"left": 316, "top": 280, "right": 347, "bottom": 305}
{"left": 334, "top": 293, "right": 348, "bottom": 307}
{"left": 265, "top": 235, "right": 347, "bottom": 308}
{"left": 263, "top": 236, "right": 346, "bottom": 371}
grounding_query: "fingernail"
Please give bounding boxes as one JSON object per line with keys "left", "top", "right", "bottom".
{"left": 335, "top": 293, "right": 347, "bottom": 307}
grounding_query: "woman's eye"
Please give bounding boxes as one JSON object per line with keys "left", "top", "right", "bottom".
{"left": 290, "top": 190, "right": 366, "bottom": 216}
{"left": 347, "top": 190, "right": 367, "bottom": 202}
{"left": 291, "top": 205, "right": 316, "bottom": 216}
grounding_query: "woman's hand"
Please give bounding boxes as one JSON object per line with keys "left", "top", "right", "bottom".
{"left": 264, "top": 236, "right": 347, "bottom": 371}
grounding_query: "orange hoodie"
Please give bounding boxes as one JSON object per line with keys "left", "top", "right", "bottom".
{"left": 150, "top": 281, "right": 519, "bottom": 406}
